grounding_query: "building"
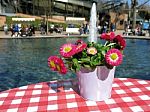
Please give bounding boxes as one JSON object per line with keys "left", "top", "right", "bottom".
{"left": 0, "top": 0, "right": 93, "bottom": 19}
{"left": 0, "top": 0, "right": 129, "bottom": 30}
{"left": 0, "top": 0, "right": 94, "bottom": 28}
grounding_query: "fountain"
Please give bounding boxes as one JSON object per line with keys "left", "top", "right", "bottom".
{"left": 88, "top": 2, "right": 97, "bottom": 43}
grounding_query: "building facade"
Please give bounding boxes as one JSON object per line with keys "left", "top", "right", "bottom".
{"left": 0, "top": 0, "right": 93, "bottom": 19}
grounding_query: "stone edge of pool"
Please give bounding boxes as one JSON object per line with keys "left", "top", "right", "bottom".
{"left": 0, "top": 35, "right": 150, "bottom": 40}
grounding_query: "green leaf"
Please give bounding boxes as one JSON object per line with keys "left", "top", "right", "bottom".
{"left": 102, "top": 50, "right": 106, "bottom": 55}
{"left": 76, "top": 66, "right": 81, "bottom": 71}
{"left": 83, "top": 64, "right": 91, "bottom": 68}
{"left": 82, "top": 51, "right": 87, "bottom": 57}
{"left": 71, "top": 58, "right": 82, "bottom": 72}
{"left": 106, "top": 43, "right": 116, "bottom": 47}
{"left": 90, "top": 57, "right": 101, "bottom": 66}
{"left": 72, "top": 58, "right": 78, "bottom": 65}
{"left": 80, "top": 58, "right": 90, "bottom": 62}
{"left": 97, "top": 53, "right": 102, "bottom": 57}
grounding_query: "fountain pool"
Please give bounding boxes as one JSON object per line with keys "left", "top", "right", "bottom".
{"left": 0, "top": 38, "right": 150, "bottom": 91}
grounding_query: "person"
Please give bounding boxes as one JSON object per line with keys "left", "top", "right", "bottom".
{"left": 79, "top": 26, "right": 83, "bottom": 35}
{"left": 97, "top": 25, "right": 101, "bottom": 34}
{"left": 10, "top": 24, "right": 15, "bottom": 37}
{"left": 14, "top": 24, "right": 19, "bottom": 37}
{"left": 110, "top": 23, "right": 115, "bottom": 32}
{"left": 85, "top": 23, "right": 89, "bottom": 34}
{"left": 30, "top": 24, "right": 35, "bottom": 35}
{"left": 3, "top": 23, "right": 8, "bottom": 35}
{"left": 40, "top": 22, "right": 46, "bottom": 35}
{"left": 20, "top": 24, "right": 26, "bottom": 37}
{"left": 135, "top": 24, "right": 141, "bottom": 36}
{"left": 103, "top": 22, "right": 108, "bottom": 33}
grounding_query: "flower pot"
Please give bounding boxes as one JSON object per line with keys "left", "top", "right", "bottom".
{"left": 77, "top": 66, "right": 115, "bottom": 101}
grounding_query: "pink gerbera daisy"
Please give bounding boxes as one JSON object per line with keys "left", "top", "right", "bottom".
{"left": 113, "top": 35, "right": 126, "bottom": 50}
{"left": 105, "top": 48, "right": 123, "bottom": 66}
{"left": 60, "top": 43, "right": 76, "bottom": 58}
{"left": 101, "top": 32, "right": 115, "bottom": 41}
{"left": 87, "top": 47, "right": 97, "bottom": 55}
{"left": 75, "top": 43, "right": 87, "bottom": 53}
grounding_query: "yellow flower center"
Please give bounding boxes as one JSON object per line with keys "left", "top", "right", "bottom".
{"left": 64, "top": 47, "right": 72, "bottom": 53}
{"left": 89, "top": 49, "right": 95, "bottom": 54}
{"left": 56, "top": 65, "right": 61, "bottom": 71}
{"left": 50, "top": 61, "right": 55, "bottom": 68}
{"left": 87, "top": 47, "right": 97, "bottom": 55}
{"left": 110, "top": 53, "right": 118, "bottom": 60}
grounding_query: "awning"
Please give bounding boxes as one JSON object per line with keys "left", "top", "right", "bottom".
{"left": 12, "top": 18, "right": 35, "bottom": 21}
{"left": 66, "top": 17, "right": 85, "bottom": 21}
{"left": 66, "top": 17, "right": 85, "bottom": 24}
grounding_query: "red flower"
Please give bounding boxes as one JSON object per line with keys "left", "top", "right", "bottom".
{"left": 75, "top": 39, "right": 84, "bottom": 45}
{"left": 48, "top": 56, "right": 58, "bottom": 71}
{"left": 55, "top": 58, "right": 67, "bottom": 74}
{"left": 75, "top": 43, "right": 87, "bottom": 53}
{"left": 101, "top": 32, "right": 115, "bottom": 41}
{"left": 60, "top": 67, "right": 67, "bottom": 74}
{"left": 48, "top": 56, "right": 67, "bottom": 74}
{"left": 113, "top": 35, "right": 126, "bottom": 50}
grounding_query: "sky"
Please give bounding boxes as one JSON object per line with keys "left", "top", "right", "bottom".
{"left": 127, "top": 0, "right": 150, "bottom": 7}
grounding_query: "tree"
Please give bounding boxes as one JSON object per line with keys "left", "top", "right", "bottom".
{"left": 97, "top": 0, "right": 125, "bottom": 30}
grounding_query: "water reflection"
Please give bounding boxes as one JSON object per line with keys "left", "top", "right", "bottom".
{"left": 0, "top": 38, "right": 150, "bottom": 91}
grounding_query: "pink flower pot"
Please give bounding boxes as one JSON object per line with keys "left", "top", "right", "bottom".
{"left": 77, "top": 66, "right": 116, "bottom": 101}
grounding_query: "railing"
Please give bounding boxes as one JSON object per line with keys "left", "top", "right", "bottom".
{"left": 55, "top": 0, "right": 92, "bottom": 8}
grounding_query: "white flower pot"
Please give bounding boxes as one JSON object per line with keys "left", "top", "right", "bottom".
{"left": 77, "top": 66, "right": 116, "bottom": 101}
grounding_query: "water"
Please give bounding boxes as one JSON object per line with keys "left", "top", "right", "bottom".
{"left": 88, "top": 3, "right": 97, "bottom": 43}
{"left": 116, "top": 39, "right": 150, "bottom": 80}
{"left": 0, "top": 38, "right": 150, "bottom": 92}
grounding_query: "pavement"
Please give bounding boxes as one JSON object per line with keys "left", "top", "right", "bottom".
{"left": 0, "top": 30, "right": 124, "bottom": 38}
{"left": 0, "top": 30, "right": 150, "bottom": 39}
{"left": 0, "top": 31, "right": 66, "bottom": 38}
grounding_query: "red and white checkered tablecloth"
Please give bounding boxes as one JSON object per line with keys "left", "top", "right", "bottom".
{"left": 0, "top": 78, "right": 150, "bottom": 112}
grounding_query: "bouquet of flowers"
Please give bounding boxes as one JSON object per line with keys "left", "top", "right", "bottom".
{"left": 48, "top": 32, "right": 126, "bottom": 74}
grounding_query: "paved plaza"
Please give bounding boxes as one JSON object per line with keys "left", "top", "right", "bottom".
{"left": 0, "top": 30, "right": 126, "bottom": 38}
{"left": 0, "top": 30, "right": 150, "bottom": 40}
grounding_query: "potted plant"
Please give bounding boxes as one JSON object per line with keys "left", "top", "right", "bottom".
{"left": 48, "top": 32, "right": 126, "bottom": 101}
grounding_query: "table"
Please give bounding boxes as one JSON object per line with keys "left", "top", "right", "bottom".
{"left": 0, "top": 78, "right": 150, "bottom": 112}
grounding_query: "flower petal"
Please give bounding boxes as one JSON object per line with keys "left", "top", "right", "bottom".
{"left": 100, "top": 32, "right": 115, "bottom": 41}
{"left": 75, "top": 43, "right": 87, "bottom": 53}
{"left": 113, "top": 35, "right": 126, "bottom": 50}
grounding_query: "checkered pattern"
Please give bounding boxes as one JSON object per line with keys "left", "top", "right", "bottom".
{"left": 0, "top": 78, "right": 150, "bottom": 112}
